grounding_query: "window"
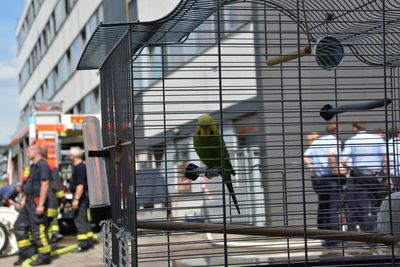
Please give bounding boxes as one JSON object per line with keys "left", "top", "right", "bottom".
{"left": 49, "top": 13, "right": 56, "bottom": 40}
{"left": 94, "top": 87, "right": 100, "bottom": 105}
{"left": 83, "top": 92, "right": 96, "bottom": 113}
{"left": 73, "top": 102, "right": 82, "bottom": 114}
{"left": 80, "top": 28, "right": 87, "bottom": 44}
{"left": 97, "top": 5, "right": 104, "bottom": 22}
{"left": 57, "top": 55, "right": 68, "bottom": 89}
{"left": 35, "top": 87, "right": 43, "bottom": 101}
{"left": 70, "top": 37, "right": 82, "bottom": 73}
{"left": 19, "top": 62, "right": 30, "bottom": 87}
{"left": 42, "top": 80, "right": 48, "bottom": 100}
{"left": 16, "top": 0, "right": 45, "bottom": 48}
{"left": 149, "top": 46, "right": 162, "bottom": 80}
{"left": 223, "top": 3, "right": 252, "bottom": 33}
{"left": 65, "top": 0, "right": 73, "bottom": 14}
{"left": 66, "top": 48, "right": 75, "bottom": 76}
{"left": 48, "top": 69, "right": 56, "bottom": 98}
{"left": 55, "top": 0, "right": 66, "bottom": 31}
{"left": 86, "top": 14, "right": 98, "bottom": 37}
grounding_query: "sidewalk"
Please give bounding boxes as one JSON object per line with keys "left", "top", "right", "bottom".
{"left": 0, "top": 235, "right": 103, "bottom": 267}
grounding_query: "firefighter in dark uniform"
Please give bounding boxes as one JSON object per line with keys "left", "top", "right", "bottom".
{"left": 48, "top": 167, "right": 65, "bottom": 242}
{"left": 14, "top": 145, "right": 52, "bottom": 266}
{"left": 69, "top": 146, "right": 95, "bottom": 252}
{"left": 41, "top": 147, "right": 65, "bottom": 243}
{"left": 341, "top": 121, "right": 387, "bottom": 235}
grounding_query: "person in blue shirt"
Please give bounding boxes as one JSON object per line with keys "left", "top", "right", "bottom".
{"left": 341, "top": 120, "right": 387, "bottom": 235}
{"left": 0, "top": 183, "right": 22, "bottom": 209}
{"left": 304, "top": 123, "right": 342, "bottom": 247}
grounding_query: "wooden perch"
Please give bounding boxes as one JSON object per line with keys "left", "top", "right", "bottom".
{"left": 267, "top": 46, "right": 312, "bottom": 66}
{"left": 137, "top": 221, "right": 398, "bottom": 245}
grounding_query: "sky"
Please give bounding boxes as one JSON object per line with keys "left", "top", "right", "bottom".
{"left": 0, "top": 1, "right": 24, "bottom": 144}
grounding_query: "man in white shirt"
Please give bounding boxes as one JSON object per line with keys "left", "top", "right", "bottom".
{"left": 341, "top": 120, "right": 387, "bottom": 234}
{"left": 304, "top": 123, "right": 342, "bottom": 247}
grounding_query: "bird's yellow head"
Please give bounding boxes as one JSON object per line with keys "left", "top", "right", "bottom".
{"left": 196, "top": 114, "right": 219, "bottom": 139}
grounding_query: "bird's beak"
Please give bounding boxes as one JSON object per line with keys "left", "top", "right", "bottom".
{"left": 199, "top": 126, "right": 209, "bottom": 135}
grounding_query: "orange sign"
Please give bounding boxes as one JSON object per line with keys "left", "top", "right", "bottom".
{"left": 35, "top": 124, "right": 66, "bottom": 133}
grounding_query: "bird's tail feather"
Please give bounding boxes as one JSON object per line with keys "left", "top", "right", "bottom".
{"left": 225, "top": 182, "right": 240, "bottom": 214}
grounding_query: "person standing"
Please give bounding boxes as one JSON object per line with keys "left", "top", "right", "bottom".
{"left": 40, "top": 147, "right": 64, "bottom": 243}
{"left": 304, "top": 132, "right": 321, "bottom": 190}
{"left": 341, "top": 121, "right": 387, "bottom": 234}
{"left": 304, "top": 123, "right": 342, "bottom": 247}
{"left": 14, "top": 145, "right": 52, "bottom": 266}
{"left": 69, "top": 146, "right": 94, "bottom": 252}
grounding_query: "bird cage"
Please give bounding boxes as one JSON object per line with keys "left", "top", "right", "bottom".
{"left": 78, "top": 0, "right": 400, "bottom": 266}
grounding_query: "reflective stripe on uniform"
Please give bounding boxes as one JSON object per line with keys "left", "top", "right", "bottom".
{"left": 51, "top": 224, "right": 60, "bottom": 232}
{"left": 87, "top": 231, "right": 94, "bottom": 238}
{"left": 77, "top": 234, "right": 88, "bottom": 241}
{"left": 87, "top": 208, "right": 92, "bottom": 222}
{"left": 47, "top": 208, "right": 58, "bottom": 218}
{"left": 38, "top": 245, "right": 51, "bottom": 254}
{"left": 39, "top": 224, "right": 49, "bottom": 248}
{"left": 55, "top": 190, "right": 65, "bottom": 198}
{"left": 17, "top": 239, "right": 31, "bottom": 248}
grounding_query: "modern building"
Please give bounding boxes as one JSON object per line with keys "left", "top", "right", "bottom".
{"left": 16, "top": 0, "right": 103, "bottom": 133}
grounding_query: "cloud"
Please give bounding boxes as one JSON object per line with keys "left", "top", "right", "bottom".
{"left": 0, "top": 59, "right": 18, "bottom": 81}
{"left": 0, "top": 58, "right": 19, "bottom": 144}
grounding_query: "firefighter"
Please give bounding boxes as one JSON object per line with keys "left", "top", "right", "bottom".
{"left": 41, "top": 147, "right": 64, "bottom": 243}
{"left": 69, "top": 146, "right": 95, "bottom": 252}
{"left": 14, "top": 145, "right": 52, "bottom": 266}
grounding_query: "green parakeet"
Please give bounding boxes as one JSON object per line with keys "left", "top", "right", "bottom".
{"left": 193, "top": 114, "right": 240, "bottom": 214}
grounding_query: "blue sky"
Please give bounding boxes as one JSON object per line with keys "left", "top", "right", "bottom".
{"left": 0, "top": 1, "right": 24, "bottom": 144}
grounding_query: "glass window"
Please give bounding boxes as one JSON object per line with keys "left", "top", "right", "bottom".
{"left": 97, "top": 5, "right": 104, "bottom": 22}
{"left": 66, "top": 48, "right": 73, "bottom": 76}
{"left": 27, "top": 5, "right": 34, "bottom": 25}
{"left": 57, "top": 55, "right": 68, "bottom": 89}
{"left": 83, "top": 92, "right": 96, "bottom": 113}
{"left": 80, "top": 28, "right": 87, "bottom": 44}
{"left": 94, "top": 87, "right": 100, "bottom": 105}
{"left": 33, "top": 0, "right": 39, "bottom": 15}
{"left": 70, "top": 37, "right": 82, "bottom": 74}
{"left": 35, "top": 87, "right": 43, "bottom": 101}
{"left": 65, "top": 0, "right": 74, "bottom": 14}
{"left": 49, "top": 14, "right": 56, "bottom": 40}
{"left": 17, "top": 32, "right": 24, "bottom": 49}
{"left": 149, "top": 46, "right": 162, "bottom": 80}
{"left": 73, "top": 102, "right": 82, "bottom": 114}
{"left": 86, "top": 14, "right": 97, "bottom": 38}
{"left": 42, "top": 80, "right": 48, "bottom": 100}
{"left": 54, "top": 0, "right": 66, "bottom": 31}
{"left": 19, "top": 63, "right": 30, "bottom": 87}
{"left": 47, "top": 70, "right": 56, "bottom": 98}
{"left": 41, "top": 31, "right": 47, "bottom": 50}
{"left": 223, "top": 3, "right": 252, "bottom": 33}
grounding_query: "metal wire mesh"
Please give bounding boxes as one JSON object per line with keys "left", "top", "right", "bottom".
{"left": 80, "top": 0, "right": 400, "bottom": 266}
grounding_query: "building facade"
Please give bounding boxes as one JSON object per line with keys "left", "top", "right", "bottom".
{"left": 16, "top": 0, "right": 103, "bottom": 128}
